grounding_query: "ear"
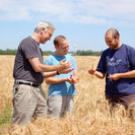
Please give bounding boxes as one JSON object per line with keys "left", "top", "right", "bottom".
{"left": 55, "top": 44, "right": 59, "bottom": 49}
{"left": 40, "top": 31, "right": 43, "bottom": 35}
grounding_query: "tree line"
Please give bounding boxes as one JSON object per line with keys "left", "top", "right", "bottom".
{"left": 0, "top": 49, "right": 102, "bottom": 56}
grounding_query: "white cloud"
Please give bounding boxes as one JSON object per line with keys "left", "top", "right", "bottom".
{"left": 0, "top": 0, "right": 135, "bottom": 24}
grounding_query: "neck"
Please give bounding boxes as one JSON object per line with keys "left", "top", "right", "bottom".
{"left": 115, "top": 41, "right": 121, "bottom": 49}
{"left": 55, "top": 51, "right": 64, "bottom": 56}
{"left": 31, "top": 33, "right": 40, "bottom": 43}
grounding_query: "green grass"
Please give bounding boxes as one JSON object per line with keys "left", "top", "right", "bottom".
{"left": 0, "top": 104, "right": 12, "bottom": 134}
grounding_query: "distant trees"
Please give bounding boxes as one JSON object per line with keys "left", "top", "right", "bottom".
{"left": 75, "top": 50, "right": 101, "bottom": 56}
{"left": 0, "top": 49, "right": 101, "bottom": 56}
{"left": 0, "top": 49, "right": 16, "bottom": 55}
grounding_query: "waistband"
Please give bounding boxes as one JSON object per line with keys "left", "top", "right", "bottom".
{"left": 15, "top": 80, "right": 40, "bottom": 87}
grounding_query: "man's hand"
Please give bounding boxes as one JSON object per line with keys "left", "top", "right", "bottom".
{"left": 71, "top": 75, "right": 79, "bottom": 83}
{"left": 58, "top": 68, "right": 73, "bottom": 74}
{"left": 88, "top": 66, "right": 105, "bottom": 79}
{"left": 60, "top": 60, "right": 71, "bottom": 69}
{"left": 88, "top": 68, "right": 96, "bottom": 75}
{"left": 108, "top": 73, "right": 120, "bottom": 81}
{"left": 57, "top": 60, "right": 71, "bottom": 74}
{"left": 88, "top": 64, "right": 97, "bottom": 75}
{"left": 66, "top": 75, "right": 79, "bottom": 84}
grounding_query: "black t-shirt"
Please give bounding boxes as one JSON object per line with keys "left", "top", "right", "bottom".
{"left": 13, "top": 36, "right": 44, "bottom": 85}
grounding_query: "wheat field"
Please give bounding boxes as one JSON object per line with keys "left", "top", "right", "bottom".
{"left": 0, "top": 55, "right": 135, "bottom": 135}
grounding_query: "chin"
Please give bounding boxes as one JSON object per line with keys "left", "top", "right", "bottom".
{"left": 41, "top": 40, "right": 47, "bottom": 44}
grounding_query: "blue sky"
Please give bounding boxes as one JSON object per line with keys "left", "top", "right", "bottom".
{"left": 0, "top": 0, "right": 135, "bottom": 51}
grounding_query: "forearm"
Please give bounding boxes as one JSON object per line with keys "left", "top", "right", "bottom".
{"left": 39, "top": 64, "right": 59, "bottom": 72}
{"left": 45, "top": 77, "right": 67, "bottom": 84}
{"left": 43, "top": 71, "right": 58, "bottom": 78}
{"left": 117, "top": 70, "right": 135, "bottom": 79}
{"left": 94, "top": 71, "right": 105, "bottom": 79}
{"left": 29, "top": 58, "right": 59, "bottom": 72}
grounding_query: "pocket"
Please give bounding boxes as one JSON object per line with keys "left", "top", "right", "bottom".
{"left": 13, "top": 84, "right": 20, "bottom": 96}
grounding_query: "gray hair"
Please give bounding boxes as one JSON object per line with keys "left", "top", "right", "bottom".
{"left": 105, "top": 28, "right": 120, "bottom": 39}
{"left": 34, "top": 21, "right": 55, "bottom": 33}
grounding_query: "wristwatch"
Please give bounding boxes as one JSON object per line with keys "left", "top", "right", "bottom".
{"left": 56, "top": 71, "right": 60, "bottom": 75}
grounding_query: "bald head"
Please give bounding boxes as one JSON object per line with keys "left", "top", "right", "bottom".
{"left": 105, "top": 28, "right": 120, "bottom": 49}
{"left": 54, "top": 35, "right": 69, "bottom": 55}
{"left": 105, "top": 28, "right": 120, "bottom": 39}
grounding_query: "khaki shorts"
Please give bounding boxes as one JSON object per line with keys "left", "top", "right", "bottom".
{"left": 12, "top": 84, "right": 47, "bottom": 125}
{"left": 47, "top": 95, "right": 74, "bottom": 117}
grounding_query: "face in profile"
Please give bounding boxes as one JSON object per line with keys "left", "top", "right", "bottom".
{"left": 56, "top": 39, "right": 69, "bottom": 55}
{"left": 40, "top": 27, "right": 54, "bottom": 44}
{"left": 105, "top": 33, "right": 119, "bottom": 49}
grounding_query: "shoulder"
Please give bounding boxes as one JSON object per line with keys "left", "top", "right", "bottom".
{"left": 46, "top": 55, "right": 54, "bottom": 60}
{"left": 123, "top": 44, "right": 135, "bottom": 50}
{"left": 45, "top": 55, "right": 55, "bottom": 64}
{"left": 20, "top": 36, "right": 33, "bottom": 45}
{"left": 66, "top": 54, "right": 75, "bottom": 59}
{"left": 121, "top": 44, "right": 135, "bottom": 56}
{"left": 101, "top": 48, "right": 110, "bottom": 56}
{"left": 66, "top": 54, "right": 76, "bottom": 62}
{"left": 20, "top": 37, "right": 38, "bottom": 49}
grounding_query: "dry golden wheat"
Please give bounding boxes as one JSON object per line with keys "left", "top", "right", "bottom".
{"left": 0, "top": 55, "right": 135, "bottom": 135}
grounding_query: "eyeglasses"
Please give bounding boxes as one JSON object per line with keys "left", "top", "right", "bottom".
{"left": 42, "top": 28, "right": 53, "bottom": 37}
{"left": 61, "top": 45, "right": 69, "bottom": 50}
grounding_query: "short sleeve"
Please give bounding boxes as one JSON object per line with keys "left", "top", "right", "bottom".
{"left": 44, "top": 55, "right": 53, "bottom": 65}
{"left": 127, "top": 46, "right": 135, "bottom": 69}
{"left": 70, "top": 56, "right": 77, "bottom": 70}
{"left": 96, "top": 52, "right": 106, "bottom": 73}
{"left": 21, "top": 40, "right": 39, "bottom": 59}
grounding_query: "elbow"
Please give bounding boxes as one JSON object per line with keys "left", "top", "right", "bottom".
{"left": 33, "top": 64, "right": 43, "bottom": 72}
{"left": 33, "top": 66, "right": 42, "bottom": 72}
{"left": 45, "top": 78, "right": 55, "bottom": 84}
{"left": 100, "top": 76, "right": 104, "bottom": 79}
{"left": 45, "top": 81, "right": 52, "bottom": 85}
{"left": 100, "top": 74, "right": 105, "bottom": 79}
{"left": 45, "top": 80, "right": 51, "bottom": 84}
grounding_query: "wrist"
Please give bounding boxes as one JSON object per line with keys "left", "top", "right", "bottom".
{"left": 63, "top": 78, "right": 68, "bottom": 81}
{"left": 93, "top": 70, "right": 97, "bottom": 75}
{"left": 56, "top": 71, "right": 60, "bottom": 75}
{"left": 117, "top": 73, "right": 122, "bottom": 79}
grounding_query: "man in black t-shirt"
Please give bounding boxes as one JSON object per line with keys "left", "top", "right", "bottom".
{"left": 13, "top": 21, "right": 72, "bottom": 125}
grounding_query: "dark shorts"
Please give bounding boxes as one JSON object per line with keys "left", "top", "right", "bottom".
{"left": 106, "top": 94, "right": 135, "bottom": 119}
{"left": 106, "top": 94, "right": 135, "bottom": 109}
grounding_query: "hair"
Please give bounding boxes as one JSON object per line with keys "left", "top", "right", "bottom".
{"left": 34, "top": 21, "right": 55, "bottom": 33}
{"left": 105, "top": 28, "right": 120, "bottom": 39}
{"left": 54, "top": 35, "right": 66, "bottom": 46}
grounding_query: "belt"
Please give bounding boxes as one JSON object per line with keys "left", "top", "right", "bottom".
{"left": 15, "top": 80, "right": 40, "bottom": 87}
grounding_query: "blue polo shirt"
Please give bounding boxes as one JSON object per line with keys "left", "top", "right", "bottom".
{"left": 97, "top": 44, "right": 135, "bottom": 96}
{"left": 45, "top": 54, "right": 77, "bottom": 96}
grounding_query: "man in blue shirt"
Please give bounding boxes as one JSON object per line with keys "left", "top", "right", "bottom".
{"left": 88, "top": 28, "right": 135, "bottom": 119}
{"left": 45, "top": 35, "right": 79, "bottom": 117}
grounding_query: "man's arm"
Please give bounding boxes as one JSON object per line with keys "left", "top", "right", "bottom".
{"left": 109, "top": 70, "right": 135, "bottom": 81}
{"left": 29, "top": 57, "right": 71, "bottom": 72}
{"left": 70, "top": 70, "right": 79, "bottom": 83}
{"left": 45, "top": 77, "right": 68, "bottom": 84}
{"left": 88, "top": 68, "right": 105, "bottom": 79}
{"left": 45, "top": 70, "right": 79, "bottom": 85}
{"left": 43, "top": 71, "right": 58, "bottom": 78}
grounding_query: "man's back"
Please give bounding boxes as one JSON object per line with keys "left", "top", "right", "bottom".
{"left": 13, "top": 36, "right": 43, "bottom": 85}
